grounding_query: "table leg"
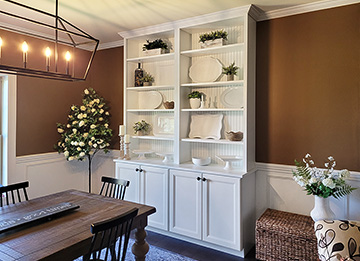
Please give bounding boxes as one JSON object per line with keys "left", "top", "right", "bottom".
{"left": 132, "top": 227, "right": 149, "bottom": 261}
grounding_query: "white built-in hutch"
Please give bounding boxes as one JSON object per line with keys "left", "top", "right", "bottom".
{"left": 115, "top": 5, "right": 258, "bottom": 257}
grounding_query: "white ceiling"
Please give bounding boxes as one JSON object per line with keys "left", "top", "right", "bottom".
{"left": 0, "top": 0, "right": 339, "bottom": 45}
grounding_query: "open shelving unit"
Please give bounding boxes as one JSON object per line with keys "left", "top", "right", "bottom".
{"left": 121, "top": 5, "right": 256, "bottom": 173}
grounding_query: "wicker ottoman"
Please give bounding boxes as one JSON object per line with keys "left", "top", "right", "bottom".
{"left": 256, "top": 208, "right": 318, "bottom": 261}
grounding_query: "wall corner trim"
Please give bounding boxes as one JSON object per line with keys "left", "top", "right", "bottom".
{"left": 257, "top": 0, "right": 360, "bottom": 21}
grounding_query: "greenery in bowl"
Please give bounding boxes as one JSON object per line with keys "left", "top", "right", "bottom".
{"left": 143, "top": 39, "right": 168, "bottom": 50}
{"left": 199, "top": 30, "right": 228, "bottom": 43}
{"left": 140, "top": 72, "right": 154, "bottom": 83}
{"left": 133, "top": 120, "right": 150, "bottom": 134}
{"left": 188, "top": 91, "right": 202, "bottom": 99}
{"left": 222, "top": 62, "right": 239, "bottom": 75}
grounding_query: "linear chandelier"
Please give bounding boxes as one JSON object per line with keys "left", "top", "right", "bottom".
{"left": 0, "top": 0, "right": 99, "bottom": 81}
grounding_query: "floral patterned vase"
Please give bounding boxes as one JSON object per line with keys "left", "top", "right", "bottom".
{"left": 311, "top": 195, "right": 336, "bottom": 221}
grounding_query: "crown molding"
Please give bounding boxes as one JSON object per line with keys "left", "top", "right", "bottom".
{"left": 258, "top": 0, "right": 360, "bottom": 21}
{"left": 98, "top": 40, "right": 124, "bottom": 50}
{"left": 118, "top": 5, "right": 252, "bottom": 39}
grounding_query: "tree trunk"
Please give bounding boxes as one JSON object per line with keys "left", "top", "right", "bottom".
{"left": 88, "top": 155, "right": 92, "bottom": 193}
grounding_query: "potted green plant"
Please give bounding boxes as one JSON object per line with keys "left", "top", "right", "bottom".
{"left": 188, "top": 91, "right": 202, "bottom": 109}
{"left": 142, "top": 39, "right": 168, "bottom": 56}
{"left": 140, "top": 72, "right": 154, "bottom": 86}
{"left": 222, "top": 62, "right": 239, "bottom": 81}
{"left": 133, "top": 120, "right": 151, "bottom": 136}
{"left": 199, "top": 30, "right": 228, "bottom": 48}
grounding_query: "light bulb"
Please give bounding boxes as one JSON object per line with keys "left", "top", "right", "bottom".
{"left": 22, "top": 41, "right": 28, "bottom": 53}
{"left": 45, "top": 47, "right": 51, "bottom": 57}
{"left": 0, "top": 37, "right": 3, "bottom": 47}
{"left": 65, "top": 51, "right": 71, "bottom": 61}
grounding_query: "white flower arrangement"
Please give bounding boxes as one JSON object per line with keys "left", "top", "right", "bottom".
{"left": 293, "top": 154, "right": 355, "bottom": 198}
{"left": 55, "top": 88, "right": 112, "bottom": 162}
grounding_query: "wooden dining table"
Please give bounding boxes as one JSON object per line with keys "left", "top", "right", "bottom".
{"left": 0, "top": 189, "right": 156, "bottom": 260}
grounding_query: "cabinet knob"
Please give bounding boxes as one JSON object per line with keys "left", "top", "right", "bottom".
{"left": 139, "top": 169, "right": 144, "bottom": 173}
{"left": 135, "top": 168, "right": 139, "bottom": 172}
{"left": 196, "top": 177, "right": 201, "bottom": 181}
{"left": 202, "top": 178, "right": 207, "bottom": 182}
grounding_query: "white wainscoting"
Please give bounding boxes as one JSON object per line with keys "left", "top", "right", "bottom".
{"left": 256, "top": 162, "right": 360, "bottom": 220}
{"left": 14, "top": 151, "right": 120, "bottom": 199}
{"left": 12, "top": 153, "right": 360, "bottom": 221}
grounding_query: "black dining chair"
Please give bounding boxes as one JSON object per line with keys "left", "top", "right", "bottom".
{"left": 99, "top": 176, "right": 130, "bottom": 200}
{"left": 0, "top": 181, "right": 29, "bottom": 207}
{"left": 84, "top": 207, "right": 138, "bottom": 261}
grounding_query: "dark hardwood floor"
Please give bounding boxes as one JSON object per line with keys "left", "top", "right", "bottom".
{"left": 134, "top": 230, "right": 257, "bottom": 261}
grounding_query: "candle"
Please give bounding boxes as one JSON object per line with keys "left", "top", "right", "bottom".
{"left": 124, "top": 134, "right": 130, "bottom": 143}
{"left": 22, "top": 41, "right": 28, "bottom": 68}
{"left": 65, "top": 51, "right": 71, "bottom": 74}
{"left": 119, "top": 125, "right": 125, "bottom": 135}
{"left": 45, "top": 47, "right": 51, "bottom": 71}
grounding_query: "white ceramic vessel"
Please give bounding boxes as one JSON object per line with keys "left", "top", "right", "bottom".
{"left": 192, "top": 157, "right": 211, "bottom": 166}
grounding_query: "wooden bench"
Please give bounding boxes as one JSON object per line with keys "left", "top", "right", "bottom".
{"left": 255, "top": 208, "right": 318, "bottom": 261}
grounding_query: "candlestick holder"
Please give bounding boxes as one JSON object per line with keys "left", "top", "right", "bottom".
{"left": 119, "top": 134, "right": 125, "bottom": 159}
{"left": 124, "top": 142, "right": 131, "bottom": 160}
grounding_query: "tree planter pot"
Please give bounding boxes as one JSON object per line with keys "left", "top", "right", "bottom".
{"left": 200, "top": 38, "right": 227, "bottom": 49}
{"left": 189, "top": 98, "right": 201, "bottom": 109}
{"left": 143, "top": 82, "right": 152, "bottom": 86}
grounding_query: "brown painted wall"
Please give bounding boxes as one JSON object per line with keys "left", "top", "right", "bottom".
{"left": 256, "top": 4, "right": 360, "bottom": 171}
{"left": 13, "top": 3, "right": 360, "bottom": 172}
{"left": 16, "top": 46, "right": 123, "bottom": 156}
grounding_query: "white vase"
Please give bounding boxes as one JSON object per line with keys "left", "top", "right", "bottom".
{"left": 310, "top": 195, "right": 336, "bottom": 221}
{"left": 189, "top": 98, "right": 201, "bottom": 109}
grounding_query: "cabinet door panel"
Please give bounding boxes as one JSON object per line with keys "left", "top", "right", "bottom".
{"left": 142, "top": 166, "right": 168, "bottom": 230}
{"left": 169, "top": 170, "right": 201, "bottom": 239}
{"left": 203, "top": 173, "right": 240, "bottom": 250}
{"left": 115, "top": 162, "right": 140, "bottom": 203}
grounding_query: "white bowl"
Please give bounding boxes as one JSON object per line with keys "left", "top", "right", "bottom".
{"left": 192, "top": 157, "right": 211, "bottom": 166}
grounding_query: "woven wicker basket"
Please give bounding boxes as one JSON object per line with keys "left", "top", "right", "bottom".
{"left": 255, "top": 208, "right": 318, "bottom": 261}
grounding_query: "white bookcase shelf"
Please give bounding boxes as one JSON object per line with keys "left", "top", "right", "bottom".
{"left": 131, "top": 135, "right": 174, "bottom": 141}
{"left": 181, "top": 80, "right": 244, "bottom": 88}
{"left": 127, "top": 85, "right": 174, "bottom": 91}
{"left": 181, "top": 108, "right": 244, "bottom": 112}
{"left": 180, "top": 43, "right": 244, "bottom": 57}
{"left": 181, "top": 138, "right": 243, "bottom": 145}
{"left": 127, "top": 53, "right": 175, "bottom": 63}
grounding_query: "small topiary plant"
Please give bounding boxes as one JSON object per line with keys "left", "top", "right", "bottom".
{"left": 143, "top": 39, "right": 168, "bottom": 50}
{"left": 199, "top": 30, "right": 228, "bottom": 43}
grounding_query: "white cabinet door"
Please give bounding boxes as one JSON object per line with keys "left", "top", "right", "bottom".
{"left": 202, "top": 173, "right": 240, "bottom": 250}
{"left": 169, "top": 169, "right": 201, "bottom": 239}
{"left": 141, "top": 166, "right": 168, "bottom": 230}
{"left": 115, "top": 162, "right": 140, "bottom": 203}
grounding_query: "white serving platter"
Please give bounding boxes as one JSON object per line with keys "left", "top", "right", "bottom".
{"left": 189, "top": 57, "right": 222, "bottom": 83}
{"left": 138, "top": 91, "right": 162, "bottom": 109}
{"left": 153, "top": 115, "right": 174, "bottom": 136}
{"left": 220, "top": 87, "right": 243, "bottom": 108}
